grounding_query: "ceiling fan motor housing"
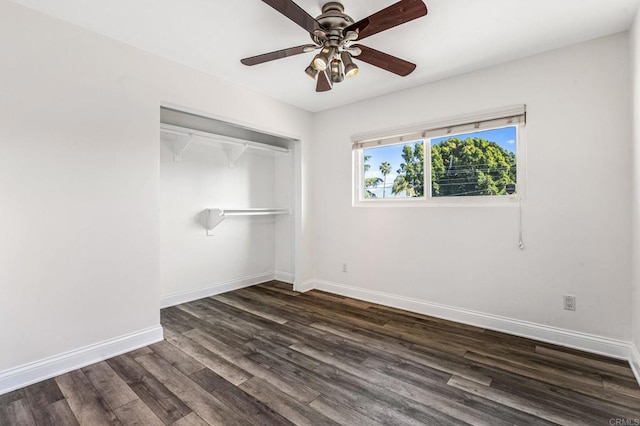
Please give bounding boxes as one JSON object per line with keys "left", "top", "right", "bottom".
{"left": 312, "top": 2, "right": 354, "bottom": 45}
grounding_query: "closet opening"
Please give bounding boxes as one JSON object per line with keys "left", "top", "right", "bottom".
{"left": 158, "top": 106, "right": 300, "bottom": 308}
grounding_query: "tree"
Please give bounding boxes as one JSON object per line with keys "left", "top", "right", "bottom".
{"left": 363, "top": 154, "right": 371, "bottom": 173}
{"left": 392, "top": 142, "right": 424, "bottom": 197}
{"left": 379, "top": 161, "right": 391, "bottom": 198}
{"left": 363, "top": 154, "right": 382, "bottom": 198}
{"left": 365, "top": 177, "right": 383, "bottom": 198}
{"left": 430, "top": 137, "right": 516, "bottom": 196}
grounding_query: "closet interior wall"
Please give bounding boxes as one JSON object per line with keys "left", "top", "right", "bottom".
{"left": 159, "top": 113, "right": 295, "bottom": 306}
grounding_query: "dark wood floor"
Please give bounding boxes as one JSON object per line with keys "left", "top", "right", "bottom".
{"left": 1, "top": 281, "right": 639, "bottom": 425}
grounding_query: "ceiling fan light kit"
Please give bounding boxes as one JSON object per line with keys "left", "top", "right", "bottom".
{"left": 241, "top": 0, "right": 428, "bottom": 92}
{"left": 341, "top": 51, "right": 358, "bottom": 78}
{"left": 304, "top": 64, "right": 319, "bottom": 79}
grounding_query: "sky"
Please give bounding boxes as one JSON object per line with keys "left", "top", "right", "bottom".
{"left": 431, "top": 127, "right": 516, "bottom": 153}
{"left": 364, "top": 126, "right": 516, "bottom": 198}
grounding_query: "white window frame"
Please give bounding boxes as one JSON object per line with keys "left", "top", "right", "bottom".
{"left": 352, "top": 106, "right": 527, "bottom": 207}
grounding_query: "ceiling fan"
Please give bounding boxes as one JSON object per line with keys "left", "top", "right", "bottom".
{"left": 241, "top": 0, "right": 428, "bottom": 92}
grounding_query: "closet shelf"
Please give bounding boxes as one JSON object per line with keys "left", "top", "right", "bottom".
{"left": 206, "top": 208, "right": 290, "bottom": 232}
{"left": 161, "top": 123, "right": 290, "bottom": 167}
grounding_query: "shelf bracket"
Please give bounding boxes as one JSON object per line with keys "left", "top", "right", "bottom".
{"left": 173, "top": 134, "right": 194, "bottom": 162}
{"left": 224, "top": 143, "right": 248, "bottom": 168}
{"left": 206, "top": 208, "right": 225, "bottom": 235}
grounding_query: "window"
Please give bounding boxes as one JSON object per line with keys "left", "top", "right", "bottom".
{"left": 354, "top": 106, "right": 525, "bottom": 205}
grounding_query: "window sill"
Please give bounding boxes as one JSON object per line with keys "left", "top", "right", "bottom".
{"left": 353, "top": 196, "right": 521, "bottom": 208}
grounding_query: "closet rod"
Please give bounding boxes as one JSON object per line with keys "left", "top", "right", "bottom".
{"left": 160, "top": 123, "right": 290, "bottom": 153}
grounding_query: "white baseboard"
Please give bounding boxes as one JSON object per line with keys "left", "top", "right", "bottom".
{"left": 160, "top": 272, "right": 275, "bottom": 308}
{"left": 294, "top": 279, "right": 316, "bottom": 293}
{"left": 275, "top": 271, "right": 295, "bottom": 284}
{"left": 630, "top": 344, "right": 640, "bottom": 385}
{"left": 309, "top": 280, "right": 631, "bottom": 361}
{"left": 0, "top": 325, "right": 163, "bottom": 396}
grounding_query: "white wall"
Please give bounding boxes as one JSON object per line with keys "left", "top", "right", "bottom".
{"left": 631, "top": 10, "right": 640, "bottom": 374}
{"left": 275, "top": 150, "right": 296, "bottom": 280}
{"left": 159, "top": 137, "right": 295, "bottom": 301}
{"left": 311, "top": 33, "right": 632, "bottom": 345}
{"left": 0, "top": 0, "right": 312, "bottom": 377}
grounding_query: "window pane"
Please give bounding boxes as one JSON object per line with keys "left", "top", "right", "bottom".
{"left": 430, "top": 127, "right": 517, "bottom": 197}
{"left": 363, "top": 141, "right": 425, "bottom": 199}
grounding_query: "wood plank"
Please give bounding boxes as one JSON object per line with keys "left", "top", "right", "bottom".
{"left": 238, "top": 377, "right": 338, "bottom": 426}
{"left": 464, "top": 350, "right": 640, "bottom": 409}
{"left": 0, "top": 389, "right": 25, "bottom": 407}
{"left": 235, "top": 287, "right": 288, "bottom": 307}
{"left": 113, "top": 398, "right": 165, "bottom": 426}
{"left": 307, "top": 289, "right": 373, "bottom": 309}
{"left": 270, "top": 281, "right": 296, "bottom": 290}
{"left": 308, "top": 395, "right": 385, "bottom": 426}
{"left": 189, "top": 368, "right": 294, "bottom": 426}
{"left": 487, "top": 363, "right": 640, "bottom": 422}
{"left": 0, "top": 398, "right": 36, "bottom": 426}
{"left": 294, "top": 293, "right": 389, "bottom": 327}
{"left": 176, "top": 303, "right": 255, "bottom": 346}
{"left": 149, "top": 340, "right": 206, "bottom": 376}
{"left": 280, "top": 296, "right": 481, "bottom": 365}
{"left": 135, "top": 352, "right": 252, "bottom": 426}
{"left": 290, "top": 343, "right": 502, "bottom": 425}
{"left": 170, "top": 412, "right": 210, "bottom": 426}
{"left": 31, "top": 399, "right": 80, "bottom": 426}
{"left": 535, "top": 345, "right": 636, "bottom": 378}
{"left": 255, "top": 282, "right": 300, "bottom": 297}
{"left": 161, "top": 308, "right": 197, "bottom": 334}
{"left": 455, "top": 340, "right": 617, "bottom": 386}
{"left": 163, "top": 326, "right": 252, "bottom": 386}
{"left": 310, "top": 363, "right": 455, "bottom": 426}
{"left": 184, "top": 328, "right": 321, "bottom": 404}
{"left": 192, "top": 298, "right": 299, "bottom": 348}
{"left": 244, "top": 336, "right": 322, "bottom": 372}
{"left": 249, "top": 333, "right": 479, "bottom": 426}
{"left": 310, "top": 320, "right": 493, "bottom": 385}
{"left": 23, "top": 378, "right": 64, "bottom": 408}
{"left": 212, "top": 293, "right": 289, "bottom": 324}
{"left": 361, "top": 356, "right": 557, "bottom": 426}
{"left": 448, "top": 375, "right": 590, "bottom": 426}
{"left": 82, "top": 361, "right": 139, "bottom": 410}
{"left": 243, "top": 347, "right": 427, "bottom": 426}
{"left": 128, "top": 346, "right": 154, "bottom": 358}
{"left": 107, "top": 353, "right": 193, "bottom": 425}
{"left": 603, "top": 377, "right": 640, "bottom": 399}
{"left": 366, "top": 304, "right": 486, "bottom": 333}
{"left": 55, "top": 369, "right": 121, "bottom": 426}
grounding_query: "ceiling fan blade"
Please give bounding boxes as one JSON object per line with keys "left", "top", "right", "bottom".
{"left": 316, "top": 69, "right": 332, "bottom": 92}
{"left": 262, "top": 0, "right": 324, "bottom": 36}
{"left": 241, "top": 44, "right": 317, "bottom": 66}
{"left": 345, "top": 0, "right": 427, "bottom": 41}
{"left": 352, "top": 44, "right": 416, "bottom": 76}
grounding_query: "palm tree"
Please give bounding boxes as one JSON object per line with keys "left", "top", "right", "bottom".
{"left": 363, "top": 154, "right": 382, "bottom": 198}
{"left": 363, "top": 155, "right": 371, "bottom": 172}
{"left": 364, "top": 177, "right": 383, "bottom": 198}
{"left": 379, "top": 161, "right": 391, "bottom": 198}
{"left": 392, "top": 143, "right": 425, "bottom": 198}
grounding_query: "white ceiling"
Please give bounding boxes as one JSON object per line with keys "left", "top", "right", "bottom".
{"left": 10, "top": 0, "right": 640, "bottom": 112}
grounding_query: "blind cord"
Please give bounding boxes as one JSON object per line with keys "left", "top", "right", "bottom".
{"left": 518, "top": 198, "right": 525, "bottom": 250}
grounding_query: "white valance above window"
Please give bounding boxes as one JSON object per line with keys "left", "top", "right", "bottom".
{"left": 351, "top": 105, "right": 526, "bottom": 150}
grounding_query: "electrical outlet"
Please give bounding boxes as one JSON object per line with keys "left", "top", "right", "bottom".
{"left": 342, "top": 262, "right": 348, "bottom": 273}
{"left": 563, "top": 295, "right": 576, "bottom": 311}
